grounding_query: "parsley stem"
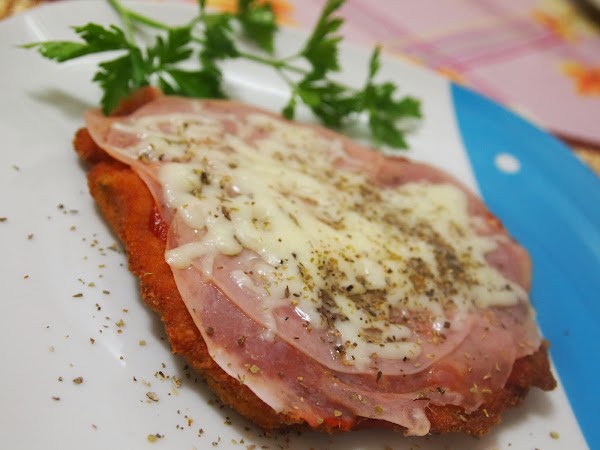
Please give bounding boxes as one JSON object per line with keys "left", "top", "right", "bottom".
{"left": 109, "top": 0, "right": 171, "bottom": 31}
{"left": 235, "top": 50, "right": 306, "bottom": 75}
{"left": 275, "top": 64, "right": 295, "bottom": 88}
{"left": 106, "top": 0, "right": 136, "bottom": 42}
{"left": 123, "top": 9, "right": 171, "bottom": 31}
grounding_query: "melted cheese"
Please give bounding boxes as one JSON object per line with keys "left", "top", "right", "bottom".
{"left": 111, "top": 109, "right": 527, "bottom": 367}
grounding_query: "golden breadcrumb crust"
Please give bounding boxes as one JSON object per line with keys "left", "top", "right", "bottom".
{"left": 73, "top": 89, "right": 556, "bottom": 435}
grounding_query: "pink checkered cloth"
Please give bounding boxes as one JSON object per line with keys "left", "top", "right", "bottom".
{"left": 285, "top": 0, "right": 600, "bottom": 147}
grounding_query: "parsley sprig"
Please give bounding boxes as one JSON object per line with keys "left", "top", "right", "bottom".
{"left": 23, "top": 0, "right": 421, "bottom": 149}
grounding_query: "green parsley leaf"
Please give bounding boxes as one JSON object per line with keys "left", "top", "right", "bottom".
{"left": 237, "top": 0, "right": 278, "bottom": 53}
{"left": 360, "top": 49, "right": 422, "bottom": 147}
{"left": 297, "top": 76, "right": 360, "bottom": 127}
{"left": 364, "top": 82, "right": 421, "bottom": 120}
{"left": 201, "top": 12, "right": 239, "bottom": 62}
{"left": 363, "top": 82, "right": 421, "bottom": 148}
{"left": 94, "top": 52, "right": 145, "bottom": 115}
{"left": 21, "top": 40, "right": 92, "bottom": 62}
{"left": 165, "top": 68, "right": 225, "bottom": 98}
{"left": 367, "top": 45, "right": 381, "bottom": 81}
{"left": 74, "top": 23, "right": 131, "bottom": 50}
{"left": 148, "top": 26, "right": 194, "bottom": 67}
{"left": 282, "top": 95, "right": 297, "bottom": 120}
{"left": 300, "top": 0, "right": 344, "bottom": 75}
{"left": 369, "top": 113, "right": 409, "bottom": 149}
{"left": 23, "top": 23, "right": 129, "bottom": 62}
{"left": 391, "top": 96, "right": 422, "bottom": 118}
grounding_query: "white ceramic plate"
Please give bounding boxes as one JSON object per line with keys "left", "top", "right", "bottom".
{"left": 0, "top": 1, "right": 592, "bottom": 449}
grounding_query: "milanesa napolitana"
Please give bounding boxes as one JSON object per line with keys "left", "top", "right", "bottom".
{"left": 74, "top": 88, "right": 556, "bottom": 436}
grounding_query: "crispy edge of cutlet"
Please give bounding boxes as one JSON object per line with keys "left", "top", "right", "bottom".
{"left": 72, "top": 89, "right": 556, "bottom": 435}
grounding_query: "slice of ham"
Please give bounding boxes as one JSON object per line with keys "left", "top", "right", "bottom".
{"left": 85, "top": 96, "right": 542, "bottom": 435}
